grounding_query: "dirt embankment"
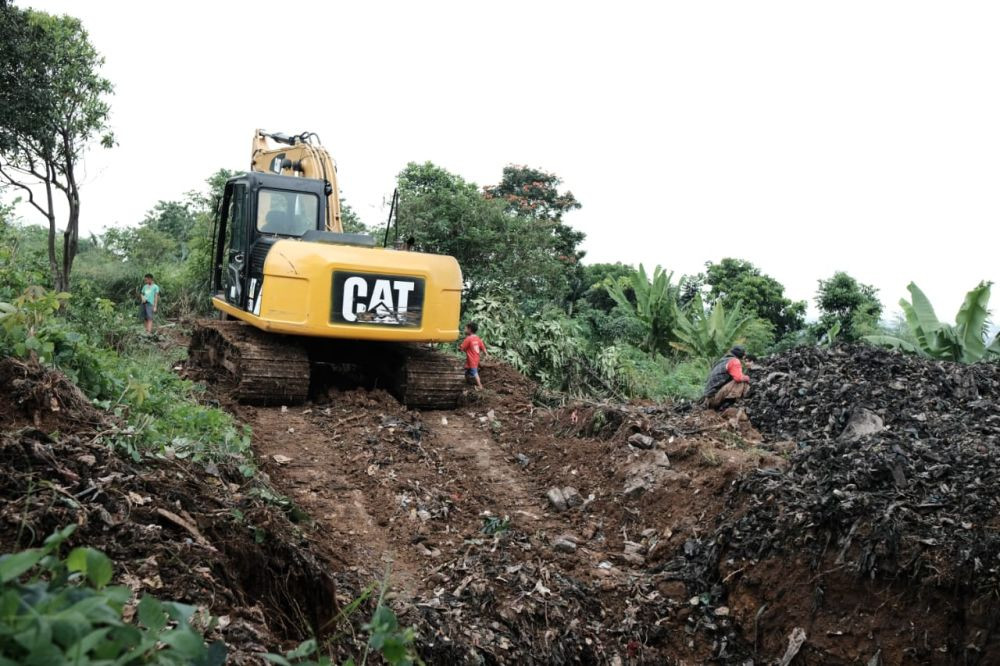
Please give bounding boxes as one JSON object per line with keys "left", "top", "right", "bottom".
{"left": 0, "top": 357, "right": 343, "bottom": 664}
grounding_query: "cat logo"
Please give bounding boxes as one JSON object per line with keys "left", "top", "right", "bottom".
{"left": 332, "top": 272, "right": 425, "bottom": 327}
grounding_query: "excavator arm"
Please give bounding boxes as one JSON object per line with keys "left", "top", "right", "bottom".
{"left": 251, "top": 129, "right": 343, "bottom": 232}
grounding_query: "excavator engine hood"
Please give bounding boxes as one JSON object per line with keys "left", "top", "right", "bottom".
{"left": 224, "top": 238, "right": 463, "bottom": 343}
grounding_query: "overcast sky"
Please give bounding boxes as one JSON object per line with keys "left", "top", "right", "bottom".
{"left": 12, "top": 1, "right": 1000, "bottom": 321}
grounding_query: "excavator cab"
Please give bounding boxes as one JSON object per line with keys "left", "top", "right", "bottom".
{"left": 212, "top": 172, "right": 375, "bottom": 317}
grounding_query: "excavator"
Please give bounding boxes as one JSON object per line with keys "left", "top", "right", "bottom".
{"left": 188, "top": 130, "right": 465, "bottom": 408}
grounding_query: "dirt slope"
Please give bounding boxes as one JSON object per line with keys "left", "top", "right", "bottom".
{"left": 217, "top": 359, "right": 782, "bottom": 664}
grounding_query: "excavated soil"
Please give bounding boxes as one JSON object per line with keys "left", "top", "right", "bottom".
{"left": 0, "top": 357, "right": 345, "bottom": 664}
{"left": 211, "top": 358, "right": 785, "bottom": 664}
{"left": 7, "top": 339, "right": 998, "bottom": 665}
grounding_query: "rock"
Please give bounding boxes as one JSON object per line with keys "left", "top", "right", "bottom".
{"left": 628, "top": 433, "right": 656, "bottom": 449}
{"left": 623, "top": 540, "right": 645, "bottom": 556}
{"left": 546, "top": 487, "right": 567, "bottom": 512}
{"left": 622, "top": 478, "right": 648, "bottom": 499}
{"left": 650, "top": 450, "right": 671, "bottom": 468}
{"left": 657, "top": 580, "right": 687, "bottom": 599}
{"left": 552, "top": 536, "right": 577, "bottom": 553}
{"left": 838, "top": 407, "right": 884, "bottom": 442}
{"left": 561, "top": 486, "right": 583, "bottom": 507}
{"left": 714, "top": 606, "right": 730, "bottom": 616}
{"left": 515, "top": 453, "right": 530, "bottom": 467}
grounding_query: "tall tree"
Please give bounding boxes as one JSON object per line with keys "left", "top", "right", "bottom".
{"left": 397, "top": 162, "right": 575, "bottom": 307}
{"left": 0, "top": 5, "right": 114, "bottom": 291}
{"left": 701, "top": 258, "right": 806, "bottom": 339}
{"left": 815, "top": 271, "right": 882, "bottom": 341}
{"left": 484, "top": 164, "right": 581, "bottom": 223}
{"left": 484, "top": 165, "right": 585, "bottom": 311}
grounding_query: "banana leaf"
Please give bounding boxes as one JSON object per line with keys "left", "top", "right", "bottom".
{"left": 864, "top": 334, "right": 923, "bottom": 356}
{"left": 954, "top": 281, "right": 991, "bottom": 363}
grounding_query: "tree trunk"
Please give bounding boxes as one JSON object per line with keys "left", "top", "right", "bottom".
{"left": 61, "top": 195, "right": 79, "bottom": 292}
{"left": 42, "top": 163, "right": 64, "bottom": 291}
{"left": 59, "top": 135, "right": 80, "bottom": 293}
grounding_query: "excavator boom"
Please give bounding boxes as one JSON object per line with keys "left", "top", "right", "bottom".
{"left": 251, "top": 130, "right": 343, "bottom": 232}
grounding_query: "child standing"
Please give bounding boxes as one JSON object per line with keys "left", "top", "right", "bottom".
{"left": 459, "top": 321, "right": 487, "bottom": 390}
{"left": 138, "top": 273, "right": 161, "bottom": 334}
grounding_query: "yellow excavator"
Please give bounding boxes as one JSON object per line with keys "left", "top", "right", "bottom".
{"left": 188, "top": 130, "right": 465, "bottom": 408}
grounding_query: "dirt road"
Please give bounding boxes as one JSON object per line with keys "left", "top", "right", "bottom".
{"left": 226, "top": 362, "right": 775, "bottom": 663}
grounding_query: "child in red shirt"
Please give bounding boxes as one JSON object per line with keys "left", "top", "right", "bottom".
{"left": 459, "top": 321, "right": 487, "bottom": 390}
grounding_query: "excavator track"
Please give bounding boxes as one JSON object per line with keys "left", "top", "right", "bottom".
{"left": 190, "top": 320, "right": 465, "bottom": 409}
{"left": 189, "top": 320, "right": 310, "bottom": 405}
{"left": 387, "top": 345, "right": 466, "bottom": 410}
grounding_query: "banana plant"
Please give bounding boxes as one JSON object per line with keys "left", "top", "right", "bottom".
{"left": 670, "top": 292, "right": 753, "bottom": 360}
{"left": 606, "top": 264, "right": 678, "bottom": 357}
{"left": 865, "top": 281, "right": 1000, "bottom": 363}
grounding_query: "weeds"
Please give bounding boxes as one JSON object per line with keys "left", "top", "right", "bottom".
{"left": 700, "top": 449, "right": 722, "bottom": 467}
{"left": 265, "top": 572, "right": 422, "bottom": 666}
{"left": 0, "top": 526, "right": 225, "bottom": 665}
{"left": 0, "top": 285, "right": 252, "bottom": 468}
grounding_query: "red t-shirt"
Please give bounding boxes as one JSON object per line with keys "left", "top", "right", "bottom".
{"left": 459, "top": 334, "right": 486, "bottom": 369}
{"left": 726, "top": 357, "right": 748, "bottom": 382}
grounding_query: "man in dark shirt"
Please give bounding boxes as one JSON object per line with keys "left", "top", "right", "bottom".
{"left": 704, "top": 345, "right": 750, "bottom": 409}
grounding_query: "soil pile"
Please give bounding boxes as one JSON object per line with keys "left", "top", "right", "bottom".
{"left": 672, "top": 346, "right": 1000, "bottom": 664}
{"left": 0, "top": 358, "right": 345, "bottom": 664}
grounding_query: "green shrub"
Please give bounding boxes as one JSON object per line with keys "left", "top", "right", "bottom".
{"left": 0, "top": 525, "right": 225, "bottom": 665}
{"left": 0, "top": 286, "right": 251, "bottom": 467}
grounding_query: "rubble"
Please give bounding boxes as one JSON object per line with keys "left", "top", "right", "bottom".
{"left": 663, "top": 345, "right": 1000, "bottom": 663}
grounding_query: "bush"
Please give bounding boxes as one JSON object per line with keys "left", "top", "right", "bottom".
{"left": 0, "top": 286, "right": 251, "bottom": 467}
{"left": 0, "top": 525, "right": 225, "bottom": 665}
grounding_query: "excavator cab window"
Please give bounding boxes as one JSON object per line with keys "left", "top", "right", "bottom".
{"left": 256, "top": 189, "right": 319, "bottom": 237}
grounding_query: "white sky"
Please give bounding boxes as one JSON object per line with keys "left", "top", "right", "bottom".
{"left": 11, "top": 1, "right": 1000, "bottom": 321}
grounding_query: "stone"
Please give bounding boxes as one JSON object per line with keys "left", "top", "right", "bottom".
{"left": 657, "top": 580, "right": 687, "bottom": 599}
{"left": 838, "top": 407, "right": 884, "bottom": 442}
{"left": 561, "top": 486, "right": 583, "bottom": 507}
{"left": 546, "top": 487, "right": 567, "bottom": 512}
{"left": 628, "top": 433, "right": 656, "bottom": 449}
{"left": 552, "top": 536, "right": 578, "bottom": 553}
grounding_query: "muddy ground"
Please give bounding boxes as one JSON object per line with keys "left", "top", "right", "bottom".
{"left": 210, "top": 357, "right": 786, "bottom": 664}
{"left": 4, "top": 341, "right": 998, "bottom": 664}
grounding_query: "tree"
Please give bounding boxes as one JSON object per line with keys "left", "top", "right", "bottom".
{"left": 671, "top": 293, "right": 754, "bottom": 360}
{"left": 397, "top": 162, "right": 575, "bottom": 306}
{"left": 340, "top": 198, "right": 370, "bottom": 234}
{"left": 866, "top": 282, "right": 1000, "bottom": 363}
{"left": 607, "top": 264, "right": 679, "bottom": 357}
{"left": 0, "top": 5, "right": 114, "bottom": 291}
{"left": 701, "top": 259, "right": 806, "bottom": 339}
{"left": 484, "top": 165, "right": 586, "bottom": 311}
{"left": 815, "top": 271, "right": 882, "bottom": 342}
{"left": 484, "top": 164, "right": 581, "bottom": 223}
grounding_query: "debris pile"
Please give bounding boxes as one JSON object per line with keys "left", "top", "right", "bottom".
{"left": 737, "top": 345, "right": 1000, "bottom": 584}
{"left": 668, "top": 345, "right": 1000, "bottom": 662}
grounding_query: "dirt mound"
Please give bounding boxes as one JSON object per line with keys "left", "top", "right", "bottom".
{"left": 0, "top": 359, "right": 342, "bottom": 664}
{"left": 0, "top": 356, "right": 103, "bottom": 430}
{"left": 669, "top": 346, "right": 1000, "bottom": 664}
